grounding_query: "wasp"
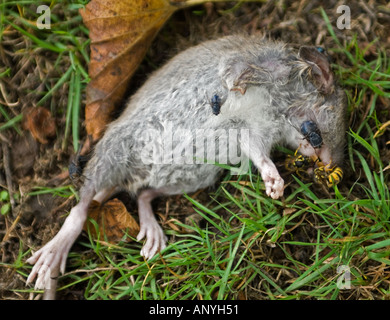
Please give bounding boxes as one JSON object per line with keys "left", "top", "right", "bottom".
{"left": 285, "top": 148, "right": 312, "bottom": 179}
{"left": 211, "top": 94, "right": 221, "bottom": 115}
{"left": 300, "top": 120, "right": 323, "bottom": 149}
{"left": 314, "top": 163, "right": 343, "bottom": 188}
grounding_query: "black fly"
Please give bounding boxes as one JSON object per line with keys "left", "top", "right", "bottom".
{"left": 300, "top": 120, "right": 323, "bottom": 149}
{"left": 69, "top": 144, "right": 90, "bottom": 183}
{"left": 211, "top": 94, "right": 221, "bottom": 115}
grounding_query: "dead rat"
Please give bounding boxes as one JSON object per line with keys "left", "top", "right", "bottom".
{"left": 26, "top": 35, "right": 347, "bottom": 297}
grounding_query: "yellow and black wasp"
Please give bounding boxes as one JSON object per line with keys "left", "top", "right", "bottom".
{"left": 285, "top": 147, "right": 343, "bottom": 188}
{"left": 314, "top": 163, "right": 343, "bottom": 188}
{"left": 285, "top": 148, "right": 312, "bottom": 179}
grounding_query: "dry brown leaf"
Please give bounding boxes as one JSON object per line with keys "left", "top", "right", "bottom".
{"left": 283, "top": 207, "right": 297, "bottom": 216}
{"left": 79, "top": 0, "right": 215, "bottom": 146}
{"left": 79, "top": 0, "right": 179, "bottom": 142}
{"left": 84, "top": 198, "right": 140, "bottom": 243}
{"left": 22, "top": 106, "right": 56, "bottom": 144}
{"left": 237, "top": 291, "right": 247, "bottom": 300}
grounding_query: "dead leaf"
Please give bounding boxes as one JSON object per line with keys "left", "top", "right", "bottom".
{"left": 10, "top": 132, "right": 38, "bottom": 179}
{"left": 237, "top": 291, "right": 247, "bottom": 300}
{"left": 84, "top": 198, "right": 140, "bottom": 243}
{"left": 283, "top": 208, "right": 297, "bottom": 216}
{"left": 79, "top": 0, "right": 178, "bottom": 142}
{"left": 23, "top": 106, "right": 56, "bottom": 144}
{"left": 79, "top": 0, "right": 219, "bottom": 146}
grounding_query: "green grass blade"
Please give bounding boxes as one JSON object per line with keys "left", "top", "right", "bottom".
{"left": 5, "top": 19, "right": 64, "bottom": 53}
{"left": 37, "top": 66, "right": 72, "bottom": 106}
{"left": 0, "top": 113, "right": 22, "bottom": 132}
{"left": 286, "top": 251, "right": 339, "bottom": 292}
{"left": 72, "top": 67, "right": 81, "bottom": 152}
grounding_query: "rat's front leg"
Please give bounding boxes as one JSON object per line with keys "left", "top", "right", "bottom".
{"left": 241, "top": 132, "right": 284, "bottom": 199}
{"left": 255, "top": 156, "right": 284, "bottom": 199}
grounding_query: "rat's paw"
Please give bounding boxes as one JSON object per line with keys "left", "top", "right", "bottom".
{"left": 137, "top": 220, "right": 167, "bottom": 260}
{"left": 261, "top": 167, "right": 284, "bottom": 199}
{"left": 26, "top": 237, "right": 72, "bottom": 289}
{"left": 264, "top": 175, "right": 284, "bottom": 199}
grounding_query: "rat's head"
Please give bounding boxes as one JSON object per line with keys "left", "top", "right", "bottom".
{"left": 286, "top": 46, "right": 347, "bottom": 167}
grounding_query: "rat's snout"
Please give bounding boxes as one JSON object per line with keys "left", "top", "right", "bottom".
{"left": 296, "top": 141, "right": 332, "bottom": 167}
{"left": 297, "top": 140, "right": 317, "bottom": 158}
{"left": 317, "top": 145, "right": 332, "bottom": 166}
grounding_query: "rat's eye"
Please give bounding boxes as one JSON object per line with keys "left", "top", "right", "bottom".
{"left": 300, "top": 120, "right": 323, "bottom": 148}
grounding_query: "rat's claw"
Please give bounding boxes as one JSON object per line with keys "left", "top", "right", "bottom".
{"left": 26, "top": 202, "right": 89, "bottom": 292}
{"left": 27, "top": 247, "right": 60, "bottom": 290}
{"left": 137, "top": 221, "right": 167, "bottom": 260}
{"left": 26, "top": 233, "right": 75, "bottom": 289}
{"left": 35, "top": 265, "right": 52, "bottom": 290}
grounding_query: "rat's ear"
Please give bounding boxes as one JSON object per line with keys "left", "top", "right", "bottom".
{"left": 222, "top": 60, "right": 259, "bottom": 95}
{"left": 230, "top": 65, "right": 259, "bottom": 95}
{"left": 299, "top": 46, "right": 334, "bottom": 95}
{"left": 222, "top": 59, "right": 289, "bottom": 94}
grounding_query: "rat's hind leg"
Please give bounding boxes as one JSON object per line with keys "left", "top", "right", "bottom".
{"left": 136, "top": 184, "right": 201, "bottom": 259}
{"left": 136, "top": 188, "right": 168, "bottom": 260}
{"left": 26, "top": 185, "right": 117, "bottom": 294}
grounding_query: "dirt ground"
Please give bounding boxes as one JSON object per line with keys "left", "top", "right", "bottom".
{"left": 1, "top": 0, "right": 389, "bottom": 300}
